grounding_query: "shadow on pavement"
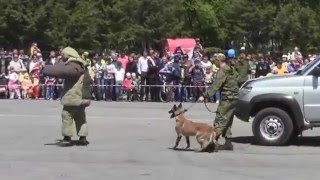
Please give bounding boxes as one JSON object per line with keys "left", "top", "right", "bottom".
{"left": 231, "top": 136, "right": 320, "bottom": 147}
{"left": 168, "top": 144, "right": 216, "bottom": 153}
{"left": 168, "top": 147, "right": 195, "bottom": 152}
{"left": 231, "top": 136, "right": 256, "bottom": 145}
{"left": 44, "top": 139, "right": 79, "bottom": 147}
{"left": 290, "top": 136, "right": 320, "bottom": 146}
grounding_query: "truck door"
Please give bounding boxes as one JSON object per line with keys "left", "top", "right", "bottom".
{"left": 303, "top": 63, "right": 320, "bottom": 122}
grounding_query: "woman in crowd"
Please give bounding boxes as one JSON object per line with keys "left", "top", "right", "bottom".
{"left": 125, "top": 54, "right": 138, "bottom": 75}
{"left": 190, "top": 60, "right": 204, "bottom": 102}
{"left": 180, "top": 54, "right": 192, "bottom": 102}
{"left": 114, "top": 61, "right": 125, "bottom": 100}
{"left": 272, "top": 61, "right": 288, "bottom": 75}
{"left": 92, "top": 58, "right": 105, "bottom": 101}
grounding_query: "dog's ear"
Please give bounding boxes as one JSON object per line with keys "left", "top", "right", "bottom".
{"left": 168, "top": 110, "right": 173, "bottom": 113}
{"left": 173, "top": 104, "right": 177, "bottom": 110}
{"left": 170, "top": 113, "right": 175, "bottom": 119}
{"left": 178, "top": 103, "right": 182, "bottom": 109}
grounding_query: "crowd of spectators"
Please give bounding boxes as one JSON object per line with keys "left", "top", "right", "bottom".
{"left": 0, "top": 42, "right": 317, "bottom": 102}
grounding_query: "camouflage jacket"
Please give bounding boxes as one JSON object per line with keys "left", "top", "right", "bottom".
{"left": 204, "top": 64, "right": 239, "bottom": 101}
{"left": 235, "top": 61, "right": 250, "bottom": 83}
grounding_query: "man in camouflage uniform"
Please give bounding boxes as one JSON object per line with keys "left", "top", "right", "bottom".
{"left": 235, "top": 53, "right": 251, "bottom": 87}
{"left": 199, "top": 53, "right": 239, "bottom": 151}
{"left": 43, "top": 47, "right": 93, "bottom": 146}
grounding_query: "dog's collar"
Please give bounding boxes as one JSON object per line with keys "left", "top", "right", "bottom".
{"left": 171, "top": 111, "right": 185, "bottom": 119}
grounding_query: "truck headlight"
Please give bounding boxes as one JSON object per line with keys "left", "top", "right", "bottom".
{"left": 239, "top": 86, "right": 252, "bottom": 96}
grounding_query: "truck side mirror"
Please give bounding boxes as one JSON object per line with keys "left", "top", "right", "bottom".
{"left": 312, "top": 67, "right": 320, "bottom": 77}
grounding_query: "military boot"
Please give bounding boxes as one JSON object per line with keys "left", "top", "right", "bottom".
{"left": 77, "top": 136, "right": 90, "bottom": 146}
{"left": 218, "top": 138, "right": 233, "bottom": 151}
{"left": 58, "top": 136, "right": 72, "bottom": 147}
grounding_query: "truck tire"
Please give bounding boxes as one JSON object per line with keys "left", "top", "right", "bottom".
{"left": 252, "top": 107, "right": 293, "bottom": 146}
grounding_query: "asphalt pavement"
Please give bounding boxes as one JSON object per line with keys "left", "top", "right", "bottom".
{"left": 1, "top": 100, "right": 320, "bottom": 180}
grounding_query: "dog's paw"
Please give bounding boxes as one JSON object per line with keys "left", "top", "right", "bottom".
{"left": 213, "top": 144, "right": 219, "bottom": 153}
{"left": 195, "top": 148, "right": 205, "bottom": 153}
{"left": 172, "top": 146, "right": 178, "bottom": 150}
{"left": 185, "top": 145, "right": 190, "bottom": 149}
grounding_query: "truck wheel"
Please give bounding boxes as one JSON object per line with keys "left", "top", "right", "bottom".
{"left": 252, "top": 108, "right": 293, "bottom": 146}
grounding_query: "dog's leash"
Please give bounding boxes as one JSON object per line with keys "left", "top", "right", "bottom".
{"left": 183, "top": 101, "right": 216, "bottom": 114}
{"left": 203, "top": 101, "right": 217, "bottom": 114}
{"left": 185, "top": 102, "right": 197, "bottom": 111}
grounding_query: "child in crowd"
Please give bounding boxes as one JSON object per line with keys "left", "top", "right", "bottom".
{"left": 131, "top": 73, "right": 139, "bottom": 101}
{"left": 123, "top": 72, "right": 132, "bottom": 101}
{"left": 20, "top": 71, "right": 32, "bottom": 99}
{"left": 6, "top": 66, "right": 21, "bottom": 99}
{"left": 204, "top": 67, "right": 214, "bottom": 102}
{"left": 45, "top": 76, "right": 56, "bottom": 100}
{"left": 0, "top": 73, "right": 8, "bottom": 98}
{"left": 29, "top": 66, "right": 40, "bottom": 99}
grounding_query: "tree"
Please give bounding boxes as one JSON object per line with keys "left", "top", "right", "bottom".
{"left": 221, "top": 0, "right": 277, "bottom": 51}
{"left": 1, "top": 0, "right": 320, "bottom": 53}
{"left": 273, "top": 0, "right": 318, "bottom": 52}
{"left": 183, "top": 0, "right": 230, "bottom": 47}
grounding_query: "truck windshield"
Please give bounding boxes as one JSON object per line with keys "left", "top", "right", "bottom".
{"left": 296, "top": 57, "right": 319, "bottom": 75}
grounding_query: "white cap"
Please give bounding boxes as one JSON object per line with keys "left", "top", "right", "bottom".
{"left": 167, "top": 61, "right": 173, "bottom": 65}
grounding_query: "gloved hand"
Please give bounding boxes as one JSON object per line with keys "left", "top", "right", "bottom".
{"left": 198, "top": 96, "right": 205, "bottom": 103}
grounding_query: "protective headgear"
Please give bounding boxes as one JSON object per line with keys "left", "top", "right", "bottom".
{"left": 62, "top": 47, "right": 81, "bottom": 59}
{"left": 227, "top": 49, "right": 235, "bottom": 58}
{"left": 61, "top": 47, "right": 88, "bottom": 66}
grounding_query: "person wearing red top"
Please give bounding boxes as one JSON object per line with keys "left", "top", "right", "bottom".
{"left": 28, "top": 61, "right": 40, "bottom": 99}
{"left": 118, "top": 52, "right": 129, "bottom": 70}
{"left": 123, "top": 73, "right": 131, "bottom": 94}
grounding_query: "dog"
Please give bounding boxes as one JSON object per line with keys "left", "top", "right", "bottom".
{"left": 169, "top": 103, "right": 219, "bottom": 152}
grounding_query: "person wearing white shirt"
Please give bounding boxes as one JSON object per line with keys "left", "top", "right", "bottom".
{"left": 201, "top": 55, "right": 212, "bottom": 72}
{"left": 9, "top": 54, "right": 26, "bottom": 73}
{"left": 103, "top": 59, "right": 116, "bottom": 101}
{"left": 114, "top": 61, "right": 125, "bottom": 100}
{"left": 138, "top": 52, "right": 151, "bottom": 101}
{"left": 92, "top": 59, "right": 104, "bottom": 100}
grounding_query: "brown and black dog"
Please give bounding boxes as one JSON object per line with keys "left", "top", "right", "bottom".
{"left": 169, "top": 103, "right": 218, "bottom": 152}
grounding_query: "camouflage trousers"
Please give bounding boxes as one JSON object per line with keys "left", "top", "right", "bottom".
{"left": 61, "top": 106, "right": 88, "bottom": 137}
{"left": 214, "top": 99, "right": 236, "bottom": 138}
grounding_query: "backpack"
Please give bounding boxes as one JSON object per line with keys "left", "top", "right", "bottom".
{"left": 82, "top": 66, "right": 94, "bottom": 99}
{"left": 172, "top": 62, "right": 181, "bottom": 79}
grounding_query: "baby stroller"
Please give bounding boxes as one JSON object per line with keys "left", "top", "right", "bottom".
{"left": 0, "top": 74, "right": 8, "bottom": 99}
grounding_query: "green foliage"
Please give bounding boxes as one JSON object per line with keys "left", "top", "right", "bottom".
{"left": 1, "top": 0, "right": 320, "bottom": 53}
